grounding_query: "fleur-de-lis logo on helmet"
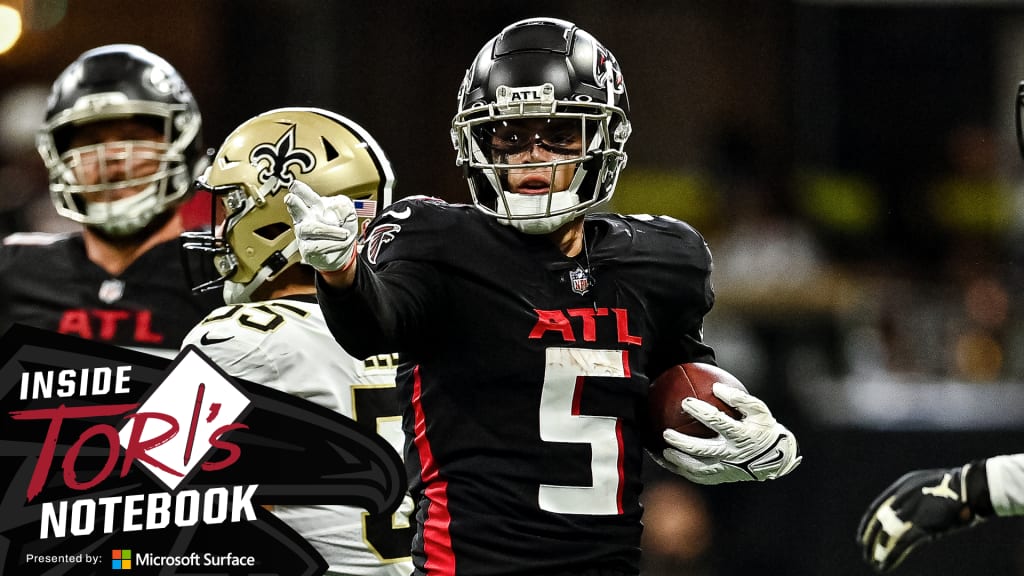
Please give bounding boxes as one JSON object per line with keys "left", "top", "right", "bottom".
{"left": 249, "top": 125, "right": 316, "bottom": 192}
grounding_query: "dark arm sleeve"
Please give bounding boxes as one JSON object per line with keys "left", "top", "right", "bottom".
{"left": 315, "top": 257, "right": 441, "bottom": 359}
{"left": 647, "top": 266, "right": 717, "bottom": 378}
{"left": 644, "top": 222, "right": 718, "bottom": 378}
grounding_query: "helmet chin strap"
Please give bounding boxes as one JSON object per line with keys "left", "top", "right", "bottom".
{"left": 496, "top": 190, "right": 581, "bottom": 234}
{"left": 222, "top": 241, "right": 301, "bottom": 304}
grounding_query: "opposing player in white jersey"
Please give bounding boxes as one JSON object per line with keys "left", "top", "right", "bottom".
{"left": 180, "top": 107, "right": 413, "bottom": 575}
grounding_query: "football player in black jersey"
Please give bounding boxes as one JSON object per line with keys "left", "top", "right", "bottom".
{"left": 0, "top": 44, "right": 222, "bottom": 357}
{"left": 286, "top": 17, "right": 802, "bottom": 575}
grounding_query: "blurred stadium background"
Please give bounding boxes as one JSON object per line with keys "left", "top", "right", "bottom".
{"left": 2, "top": 0, "right": 1024, "bottom": 574}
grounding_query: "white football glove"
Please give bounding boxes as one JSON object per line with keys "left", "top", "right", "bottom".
{"left": 284, "top": 179, "right": 359, "bottom": 272}
{"left": 657, "top": 383, "right": 801, "bottom": 484}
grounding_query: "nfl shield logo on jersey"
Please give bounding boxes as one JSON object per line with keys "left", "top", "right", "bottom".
{"left": 98, "top": 279, "right": 125, "bottom": 303}
{"left": 569, "top": 267, "right": 591, "bottom": 296}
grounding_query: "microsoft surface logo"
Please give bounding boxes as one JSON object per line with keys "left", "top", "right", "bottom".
{"left": 112, "top": 549, "right": 131, "bottom": 570}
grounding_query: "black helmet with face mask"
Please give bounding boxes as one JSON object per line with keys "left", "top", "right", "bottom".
{"left": 37, "top": 44, "right": 206, "bottom": 237}
{"left": 451, "top": 18, "right": 631, "bottom": 234}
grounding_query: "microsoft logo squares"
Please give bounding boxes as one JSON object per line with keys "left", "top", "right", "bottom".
{"left": 112, "top": 549, "right": 131, "bottom": 570}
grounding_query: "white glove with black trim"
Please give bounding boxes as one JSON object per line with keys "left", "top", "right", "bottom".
{"left": 284, "top": 179, "right": 359, "bottom": 272}
{"left": 658, "top": 383, "right": 801, "bottom": 484}
{"left": 857, "top": 462, "right": 991, "bottom": 572}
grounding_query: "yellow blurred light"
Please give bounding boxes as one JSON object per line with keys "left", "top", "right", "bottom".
{"left": 0, "top": 4, "right": 22, "bottom": 55}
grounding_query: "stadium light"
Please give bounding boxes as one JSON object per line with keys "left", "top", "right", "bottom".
{"left": 0, "top": 2, "right": 22, "bottom": 55}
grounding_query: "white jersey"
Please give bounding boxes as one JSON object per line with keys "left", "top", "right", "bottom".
{"left": 986, "top": 453, "right": 1024, "bottom": 517}
{"left": 182, "top": 296, "right": 413, "bottom": 576}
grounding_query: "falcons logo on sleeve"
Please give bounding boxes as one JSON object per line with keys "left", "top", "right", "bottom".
{"left": 364, "top": 223, "right": 401, "bottom": 265}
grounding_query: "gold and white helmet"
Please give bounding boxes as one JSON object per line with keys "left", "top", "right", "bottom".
{"left": 182, "top": 107, "right": 394, "bottom": 304}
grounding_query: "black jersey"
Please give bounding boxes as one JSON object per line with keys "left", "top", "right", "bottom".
{"left": 0, "top": 232, "right": 223, "bottom": 357}
{"left": 318, "top": 198, "right": 716, "bottom": 576}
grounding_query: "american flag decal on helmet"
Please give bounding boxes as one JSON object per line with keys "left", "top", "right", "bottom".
{"left": 353, "top": 199, "right": 377, "bottom": 219}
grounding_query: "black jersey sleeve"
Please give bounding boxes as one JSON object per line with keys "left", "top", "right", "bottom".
{"left": 316, "top": 197, "right": 453, "bottom": 359}
{"left": 667, "top": 221, "right": 717, "bottom": 368}
{"left": 618, "top": 214, "right": 717, "bottom": 376}
{"left": 317, "top": 258, "right": 440, "bottom": 359}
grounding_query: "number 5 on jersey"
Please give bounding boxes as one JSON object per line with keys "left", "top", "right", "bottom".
{"left": 539, "top": 347, "right": 628, "bottom": 515}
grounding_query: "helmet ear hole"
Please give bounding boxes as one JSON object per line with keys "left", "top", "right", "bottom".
{"left": 254, "top": 222, "right": 290, "bottom": 241}
{"left": 322, "top": 137, "right": 340, "bottom": 161}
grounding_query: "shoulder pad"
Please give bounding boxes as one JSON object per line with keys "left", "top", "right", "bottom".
{"left": 362, "top": 197, "right": 481, "bottom": 266}
{"left": 597, "top": 213, "right": 711, "bottom": 272}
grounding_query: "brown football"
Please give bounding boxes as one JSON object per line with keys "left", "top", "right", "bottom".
{"left": 644, "top": 362, "right": 747, "bottom": 450}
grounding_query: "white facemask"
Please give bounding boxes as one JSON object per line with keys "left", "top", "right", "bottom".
{"left": 84, "top": 184, "right": 162, "bottom": 236}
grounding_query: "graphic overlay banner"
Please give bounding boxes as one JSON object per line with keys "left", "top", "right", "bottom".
{"left": 0, "top": 324, "right": 406, "bottom": 575}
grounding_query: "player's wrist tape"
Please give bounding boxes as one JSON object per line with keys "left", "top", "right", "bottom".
{"left": 340, "top": 245, "right": 358, "bottom": 272}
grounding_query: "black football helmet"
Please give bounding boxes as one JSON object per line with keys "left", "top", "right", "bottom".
{"left": 451, "top": 17, "right": 631, "bottom": 234}
{"left": 37, "top": 44, "right": 206, "bottom": 237}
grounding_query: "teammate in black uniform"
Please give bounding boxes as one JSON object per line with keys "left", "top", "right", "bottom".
{"left": 286, "top": 18, "right": 802, "bottom": 575}
{"left": 0, "top": 44, "right": 221, "bottom": 356}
